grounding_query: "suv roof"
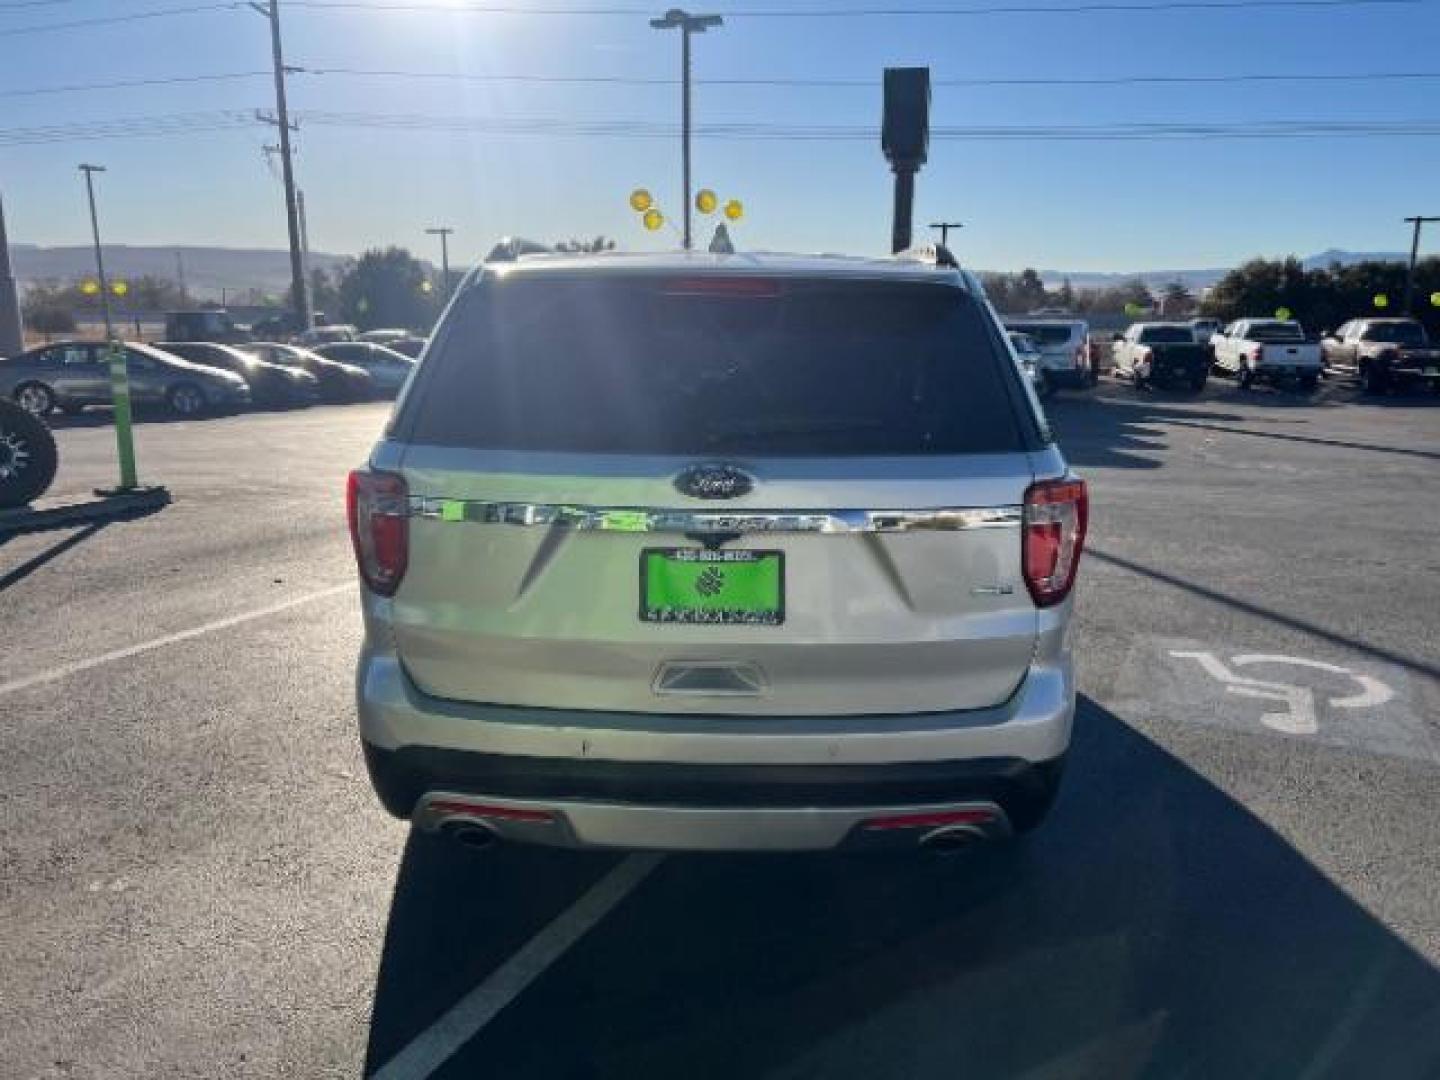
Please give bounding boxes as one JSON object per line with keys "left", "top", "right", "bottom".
{"left": 483, "top": 249, "right": 970, "bottom": 286}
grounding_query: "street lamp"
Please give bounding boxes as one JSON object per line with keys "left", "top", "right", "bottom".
{"left": 79, "top": 164, "right": 140, "bottom": 492}
{"left": 929, "top": 221, "right": 963, "bottom": 248}
{"left": 650, "top": 8, "right": 722, "bottom": 251}
{"left": 426, "top": 226, "right": 454, "bottom": 300}
{"left": 1403, "top": 215, "right": 1438, "bottom": 315}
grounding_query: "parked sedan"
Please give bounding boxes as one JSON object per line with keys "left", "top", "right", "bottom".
{"left": 155, "top": 341, "right": 319, "bottom": 407}
{"left": 387, "top": 336, "right": 428, "bottom": 359}
{"left": 313, "top": 341, "right": 415, "bottom": 395}
{"left": 244, "top": 342, "right": 374, "bottom": 402}
{"left": 0, "top": 340, "right": 249, "bottom": 417}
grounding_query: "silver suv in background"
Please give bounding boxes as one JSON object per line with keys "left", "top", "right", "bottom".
{"left": 351, "top": 251, "right": 1087, "bottom": 854}
{"left": 1002, "top": 318, "right": 1097, "bottom": 389}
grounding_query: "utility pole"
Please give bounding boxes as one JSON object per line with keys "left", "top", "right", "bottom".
{"left": 0, "top": 194, "right": 23, "bottom": 357}
{"left": 928, "top": 221, "right": 963, "bottom": 248}
{"left": 250, "top": 0, "right": 309, "bottom": 331}
{"left": 80, "top": 164, "right": 139, "bottom": 492}
{"left": 650, "top": 9, "right": 722, "bottom": 251}
{"left": 1403, "top": 215, "right": 1438, "bottom": 315}
{"left": 174, "top": 250, "right": 187, "bottom": 300}
{"left": 297, "top": 188, "right": 312, "bottom": 312}
{"left": 426, "top": 226, "right": 453, "bottom": 299}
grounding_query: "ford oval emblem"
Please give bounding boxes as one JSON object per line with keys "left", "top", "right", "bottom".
{"left": 675, "top": 463, "right": 754, "bottom": 500}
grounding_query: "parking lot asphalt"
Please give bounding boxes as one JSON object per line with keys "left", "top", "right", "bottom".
{"left": 2, "top": 377, "right": 1438, "bottom": 1079}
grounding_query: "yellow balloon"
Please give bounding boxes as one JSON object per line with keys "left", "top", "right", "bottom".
{"left": 642, "top": 208, "right": 664, "bottom": 232}
{"left": 723, "top": 199, "right": 744, "bottom": 222}
{"left": 111, "top": 280, "right": 128, "bottom": 297}
{"left": 1430, "top": 291, "right": 1440, "bottom": 308}
{"left": 1374, "top": 293, "right": 1389, "bottom": 309}
{"left": 80, "top": 279, "right": 100, "bottom": 296}
{"left": 420, "top": 280, "right": 434, "bottom": 294}
{"left": 630, "top": 188, "right": 653, "bottom": 212}
{"left": 695, "top": 189, "right": 718, "bottom": 215}
{"left": 1275, "top": 307, "right": 1292, "bottom": 321}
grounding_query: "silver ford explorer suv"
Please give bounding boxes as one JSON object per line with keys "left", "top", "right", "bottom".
{"left": 350, "top": 249, "right": 1087, "bottom": 853}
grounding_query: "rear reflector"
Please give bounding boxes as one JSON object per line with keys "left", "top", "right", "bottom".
{"left": 862, "top": 808, "right": 998, "bottom": 831}
{"left": 1023, "top": 477, "right": 1088, "bottom": 607}
{"left": 426, "top": 800, "right": 556, "bottom": 825}
{"left": 661, "top": 276, "right": 781, "bottom": 297}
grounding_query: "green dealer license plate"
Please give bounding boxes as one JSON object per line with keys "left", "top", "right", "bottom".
{"left": 640, "top": 548, "right": 785, "bottom": 625}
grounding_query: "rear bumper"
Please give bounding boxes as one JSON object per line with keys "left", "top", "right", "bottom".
{"left": 355, "top": 640, "right": 1074, "bottom": 850}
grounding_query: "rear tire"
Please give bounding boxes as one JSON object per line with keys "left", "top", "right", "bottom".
{"left": 1299, "top": 374, "right": 1319, "bottom": 393}
{"left": 0, "top": 400, "right": 59, "bottom": 509}
{"left": 1361, "top": 362, "right": 1388, "bottom": 396}
{"left": 167, "top": 383, "right": 207, "bottom": 417}
{"left": 13, "top": 382, "right": 56, "bottom": 418}
{"left": 1189, "top": 372, "right": 1208, "bottom": 392}
{"left": 1238, "top": 364, "right": 1254, "bottom": 390}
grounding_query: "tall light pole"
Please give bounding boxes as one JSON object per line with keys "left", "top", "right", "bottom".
{"left": 929, "top": 221, "right": 963, "bottom": 248}
{"left": 0, "top": 194, "right": 23, "bottom": 357}
{"left": 249, "top": 0, "right": 309, "bottom": 331}
{"left": 426, "top": 226, "right": 454, "bottom": 299}
{"left": 80, "top": 164, "right": 139, "bottom": 492}
{"left": 650, "top": 8, "right": 722, "bottom": 251}
{"left": 1403, "top": 215, "right": 1438, "bottom": 315}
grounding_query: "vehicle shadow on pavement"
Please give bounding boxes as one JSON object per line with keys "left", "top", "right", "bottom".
{"left": 364, "top": 699, "right": 1440, "bottom": 1080}
{"left": 1046, "top": 393, "right": 1246, "bottom": 471}
{"left": 0, "top": 521, "right": 109, "bottom": 592}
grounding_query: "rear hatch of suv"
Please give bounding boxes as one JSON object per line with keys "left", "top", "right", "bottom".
{"left": 1005, "top": 321, "right": 1086, "bottom": 375}
{"left": 377, "top": 266, "right": 1049, "bottom": 717}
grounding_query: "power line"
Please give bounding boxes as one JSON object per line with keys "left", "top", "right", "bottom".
{"left": 0, "top": 2, "right": 234, "bottom": 37}
{"left": 11, "top": 64, "right": 1440, "bottom": 98}
{"left": 287, "top": 0, "right": 1431, "bottom": 14}
{"left": 0, "top": 71, "right": 269, "bottom": 98}
{"left": 8, "top": 109, "right": 1440, "bottom": 146}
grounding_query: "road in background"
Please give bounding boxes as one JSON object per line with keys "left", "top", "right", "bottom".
{"left": 2, "top": 382, "right": 1437, "bottom": 1078}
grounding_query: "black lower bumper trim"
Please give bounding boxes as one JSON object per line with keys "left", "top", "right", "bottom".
{"left": 362, "top": 743, "right": 1065, "bottom": 827}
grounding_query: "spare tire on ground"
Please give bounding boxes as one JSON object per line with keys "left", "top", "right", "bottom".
{"left": 0, "top": 398, "right": 59, "bottom": 509}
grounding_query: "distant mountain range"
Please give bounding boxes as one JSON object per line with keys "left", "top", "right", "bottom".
{"left": 5, "top": 243, "right": 1410, "bottom": 299}
{"left": 1032, "top": 250, "right": 1408, "bottom": 292}
{"left": 8, "top": 244, "right": 360, "bottom": 301}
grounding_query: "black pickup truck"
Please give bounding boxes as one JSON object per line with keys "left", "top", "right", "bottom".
{"left": 1110, "top": 322, "right": 1212, "bottom": 391}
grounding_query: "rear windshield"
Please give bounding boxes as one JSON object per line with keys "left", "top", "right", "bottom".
{"left": 1248, "top": 321, "right": 1306, "bottom": 343}
{"left": 1006, "top": 323, "right": 1078, "bottom": 347}
{"left": 1363, "top": 322, "right": 1426, "bottom": 344}
{"left": 1138, "top": 326, "right": 1194, "bottom": 344}
{"left": 406, "top": 275, "right": 1028, "bottom": 456}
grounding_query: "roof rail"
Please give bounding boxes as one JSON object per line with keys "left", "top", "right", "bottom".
{"left": 485, "top": 237, "right": 552, "bottom": 263}
{"left": 892, "top": 243, "right": 959, "bottom": 269}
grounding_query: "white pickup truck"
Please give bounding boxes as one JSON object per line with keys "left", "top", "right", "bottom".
{"left": 1210, "top": 319, "right": 1322, "bottom": 390}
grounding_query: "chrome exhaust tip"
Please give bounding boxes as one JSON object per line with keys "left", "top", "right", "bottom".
{"left": 440, "top": 819, "right": 500, "bottom": 851}
{"left": 918, "top": 824, "right": 987, "bottom": 854}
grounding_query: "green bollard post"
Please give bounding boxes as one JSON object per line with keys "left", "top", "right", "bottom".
{"left": 106, "top": 338, "right": 139, "bottom": 490}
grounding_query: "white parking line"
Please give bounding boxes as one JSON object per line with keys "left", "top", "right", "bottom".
{"left": 372, "top": 853, "right": 664, "bottom": 1080}
{"left": 0, "top": 582, "right": 355, "bottom": 698}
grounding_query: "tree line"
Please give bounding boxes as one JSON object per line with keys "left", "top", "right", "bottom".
{"left": 1199, "top": 256, "right": 1440, "bottom": 334}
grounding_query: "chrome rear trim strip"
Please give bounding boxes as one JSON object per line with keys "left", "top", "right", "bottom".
{"left": 408, "top": 498, "right": 1021, "bottom": 534}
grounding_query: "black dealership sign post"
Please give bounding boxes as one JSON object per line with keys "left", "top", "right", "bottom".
{"left": 882, "top": 67, "right": 931, "bottom": 254}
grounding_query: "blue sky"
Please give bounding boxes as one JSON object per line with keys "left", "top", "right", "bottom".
{"left": 2, "top": 0, "right": 1438, "bottom": 272}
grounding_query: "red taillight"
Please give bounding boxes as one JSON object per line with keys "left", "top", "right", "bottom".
{"left": 346, "top": 469, "right": 409, "bottom": 596}
{"left": 661, "top": 276, "right": 781, "bottom": 297}
{"left": 1253, "top": 346, "right": 1265, "bottom": 363}
{"left": 1023, "top": 477, "right": 1088, "bottom": 607}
